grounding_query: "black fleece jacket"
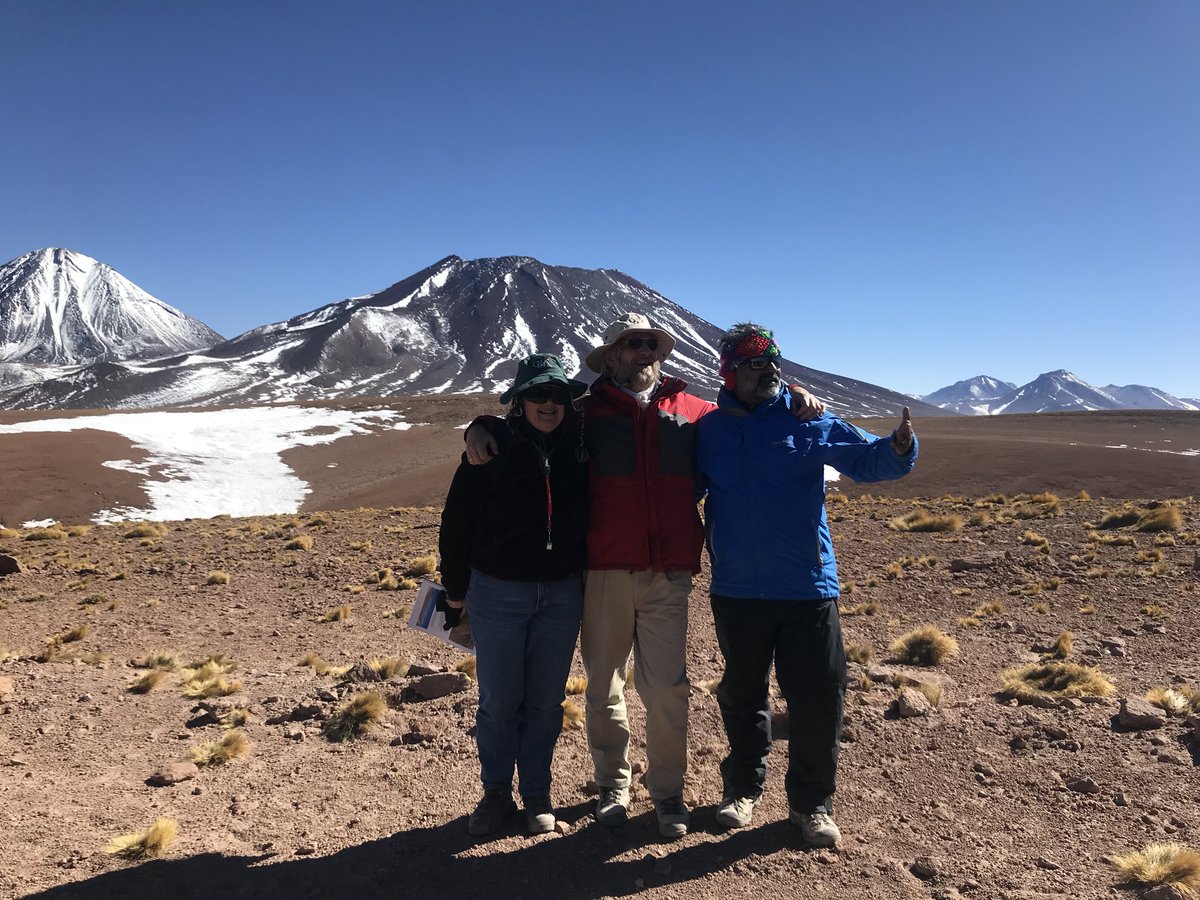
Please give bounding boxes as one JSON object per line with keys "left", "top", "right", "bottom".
{"left": 438, "top": 414, "right": 588, "bottom": 601}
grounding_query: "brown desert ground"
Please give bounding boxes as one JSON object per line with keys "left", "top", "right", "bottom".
{"left": 1, "top": 404, "right": 1198, "bottom": 900}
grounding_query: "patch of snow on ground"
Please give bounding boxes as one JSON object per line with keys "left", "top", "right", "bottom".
{"left": 0, "top": 407, "right": 403, "bottom": 523}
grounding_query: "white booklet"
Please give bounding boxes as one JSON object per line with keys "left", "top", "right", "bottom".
{"left": 407, "top": 578, "right": 474, "bottom": 653}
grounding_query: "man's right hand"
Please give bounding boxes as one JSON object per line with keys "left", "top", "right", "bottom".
{"left": 465, "top": 424, "right": 499, "bottom": 465}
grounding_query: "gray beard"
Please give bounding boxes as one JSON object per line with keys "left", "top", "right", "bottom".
{"left": 616, "top": 362, "right": 661, "bottom": 393}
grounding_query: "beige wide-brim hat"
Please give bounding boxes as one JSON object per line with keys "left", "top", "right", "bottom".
{"left": 584, "top": 312, "right": 678, "bottom": 374}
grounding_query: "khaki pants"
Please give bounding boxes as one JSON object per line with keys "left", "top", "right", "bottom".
{"left": 581, "top": 569, "right": 691, "bottom": 800}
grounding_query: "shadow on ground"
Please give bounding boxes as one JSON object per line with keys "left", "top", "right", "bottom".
{"left": 27, "top": 807, "right": 809, "bottom": 900}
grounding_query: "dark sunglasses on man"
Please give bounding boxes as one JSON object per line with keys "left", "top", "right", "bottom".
{"left": 521, "top": 387, "right": 570, "bottom": 405}
{"left": 624, "top": 337, "right": 659, "bottom": 351}
{"left": 738, "top": 356, "right": 781, "bottom": 370}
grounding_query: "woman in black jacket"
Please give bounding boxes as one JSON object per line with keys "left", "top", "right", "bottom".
{"left": 439, "top": 353, "right": 589, "bottom": 837}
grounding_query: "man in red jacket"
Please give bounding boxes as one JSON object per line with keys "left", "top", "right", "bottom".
{"left": 466, "top": 312, "right": 823, "bottom": 839}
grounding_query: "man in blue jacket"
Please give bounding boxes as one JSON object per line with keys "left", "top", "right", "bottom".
{"left": 696, "top": 323, "right": 917, "bottom": 847}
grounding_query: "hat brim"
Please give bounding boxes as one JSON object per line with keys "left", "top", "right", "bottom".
{"left": 499, "top": 374, "right": 590, "bottom": 405}
{"left": 584, "top": 328, "right": 677, "bottom": 374}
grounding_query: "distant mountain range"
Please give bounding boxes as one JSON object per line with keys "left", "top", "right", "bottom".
{"left": 0, "top": 249, "right": 939, "bottom": 417}
{"left": 921, "top": 372, "right": 1200, "bottom": 415}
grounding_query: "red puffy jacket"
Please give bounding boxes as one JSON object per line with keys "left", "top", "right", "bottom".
{"left": 581, "top": 377, "right": 715, "bottom": 573}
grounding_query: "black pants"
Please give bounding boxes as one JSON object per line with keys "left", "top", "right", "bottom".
{"left": 710, "top": 594, "right": 847, "bottom": 814}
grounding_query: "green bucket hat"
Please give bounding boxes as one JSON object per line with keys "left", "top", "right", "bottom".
{"left": 498, "top": 353, "right": 590, "bottom": 405}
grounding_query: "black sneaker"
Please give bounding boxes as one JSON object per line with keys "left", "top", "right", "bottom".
{"left": 522, "top": 794, "right": 556, "bottom": 834}
{"left": 468, "top": 788, "right": 516, "bottom": 836}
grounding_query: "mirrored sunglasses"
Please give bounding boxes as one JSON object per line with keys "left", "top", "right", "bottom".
{"left": 624, "top": 337, "right": 659, "bottom": 351}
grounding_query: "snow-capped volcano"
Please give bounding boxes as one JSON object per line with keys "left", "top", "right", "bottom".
{"left": 1102, "top": 384, "right": 1199, "bottom": 412}
{"left": 0, "top": 248, "right": 223, "bottom": 364}
{"left": 920, "top": 375, "right": 1016, "bottom": 415}
{"left": 0, "top": 254, "right": 945, "bottom": 418}
{"left": 986, "top": 370, "right": 1123, "bottom": 414}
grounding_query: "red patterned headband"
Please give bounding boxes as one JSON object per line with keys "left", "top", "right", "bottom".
{"left": 718, "top": 329, "right": 781, "bottom": 389}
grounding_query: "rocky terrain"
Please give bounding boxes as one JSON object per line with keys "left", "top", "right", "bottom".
{"left": 1, "top": 409, "right": 1198, "bottom": 900}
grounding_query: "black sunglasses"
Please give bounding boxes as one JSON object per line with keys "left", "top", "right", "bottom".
{"left": 522, "top": 387, "right": 570, "bottom": 405}
{"left": 738, "top": 356, "right": 781, "bottom": 370}
{"left": 624, "top": 337, "right": 659, "bottom": 351}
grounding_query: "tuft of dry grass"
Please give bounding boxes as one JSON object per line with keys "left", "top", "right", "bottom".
{"left": 843, "top": 600, "right": 881, "bottom": 616}
{"left": 845, "top": 643, "right": 873, "bottom": 665}
{"left": 319, "top": 605, "right": 352, "bottom": 623}
{"left": 565, "top": 675, "right": 588, "bottom": 695}
{"left": 968, "top": 511, "right": 992, "bottom": 527}
{"left": 1137, "top": 505, "right": 1184, "bottom": 533}
{"left": 452, "top": 657, "right": 477, "bottom": 680}
{"left": 122, "top": 522, "right": 168, "bottom": 540}
{"left": 285, "top": 534, "right": 314, "bottom": 551}
{"left": 1109, "top": 843, "right": 1200, "bottom": 895}
{"left": 1021, "top": 531, "right": 1051, "bottom": 553}
{"left": 1012, "top": 492, "right": 1062, "bottom": 519}
{"left": 695, "top": 676, "right": 721, "bottom": 694}
{"left": 1145, "top": 687, "right": 1190, "bottom": 716}
{"left": 222, "top": 708, "right": 250, "bottom": 728}
{"left": 134, "top": 652, "right": 177, "bottom": 670}
{"left": 1001, "top": 661, "right": 1115, "bottom": 702}
{"left": 404, "top": 554, "right": 438, "bottom": 577}
{"left": 1075, "top": 490, "right": 1092, "bottom": 501}
{"left": 1047, "top": 632, "right": 1073, "bottom": 659}
{"left": 890, "top": 626, "right": 958, "bottom": 666}
{"left": 104, "top": 818, "right": 179, "bottom": 859}
{"left": 183, "top": 674, "right": 241, "bottom": 699}
{"left": 23, "top": 527, "right": 68, "bottom": 541}
{"left": 369, "top": 657, "right": 410, "bottom": 679}
{"left": 911, "top": 681, "right": 943, "bottom": 707}
{"left": 561, "top": 699, "right": 585, "bottom": 730}
{"left": 189, "top": 729, "right": 250, "bottom": 766}
{"left": 205, "top": 571, "right": 231, "bottom": 585}
{"left": 888, "top": 510, "right": 963, "bottom": 533}
{"left": 128, "top": 670, "right": 169, "bottom": 694}
{"left": 323, "top": 692, "right": 386, "bottom": 742}
{"left": 1098, "top": 506, "right": 1143, "bottom": 529}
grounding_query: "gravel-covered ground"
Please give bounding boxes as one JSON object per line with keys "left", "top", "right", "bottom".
{"left": 1, "top": 407, "right": 1198, "bottom": 900}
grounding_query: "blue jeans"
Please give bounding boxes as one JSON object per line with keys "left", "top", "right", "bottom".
{"left": 467, "top": 569, "right": 583, "bottom": 797}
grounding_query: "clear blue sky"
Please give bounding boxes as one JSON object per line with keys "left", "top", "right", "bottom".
{"left": 3, "top": 1, "right": 1197, "bottom": 398}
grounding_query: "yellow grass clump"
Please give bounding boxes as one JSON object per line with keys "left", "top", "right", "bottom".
{"left": 104, "top": 818, "right": 179, "bottom": 859}
{"left": 206, "top": 571, "right": 231, "bottom": 585}
{"left": 24, "top": 527, "right": 68, "bottom": 541}
{"left": 888, "top": 510, "right": 963, "bottom": 533}
{"left": 1012, "top": 492, "right": 1062, "bottom": 519}
{"left": 695, "top": 676, "right": 721, "bottom": 694}
{"left": 565, "top": 675, "right": 588, "bottom": 695}
{"left": 845, "top": 643, "right": 873, "bottom": 665}
{"left": 369, "top": 657, "right": 410, "bottom": 679}
{"left": 890, "top": 626, "right": 958, "bottom": 666}
{"left": 404, "top": 554, "right": 438, "bottom": 577}
{"left": 285, "top": 534, "right": 314, "bottom": 551}
{"left": 1145, "top": 687, "right": 1190, "bottom": 716}
{"left": 189, "top": 729, "right": 250, "bottom": 766}
{"left": 1001, "top": 661, "right": 1114, "bottom": 702}
{"left": 323, "top": 692, "right": 386, "bottom": 742}
{"left": 1137, "top": 505, "right": 1184, "bottom": 533}
{"left": 1109, "top": 843, "right": 1200, "bottom": 895}
{"left": 122, "top": 522, "right": 168, "bottom": 540}
{"left": 844, "top": 600, "right": 881, "bottom": 617}
{"left": 319, "top": 604, "right": 352, "bottom": 623}
{"left": 453, "top": 657, "right": 477, "bottom": 680}
{"left": 1098, "top": 506, "right": 1143, "bottom": 529}
{"left": 128, "top": 670, "right": 169, "bottom": 694}
{"left": 561, "top": 700, "right": 585, "bottom": 730}
{"left": 1046, "top": 632, "right": 1073, "bottom": 659}
{"left": 1021, "top": 531, "right": 1051, "bottom": 553}
{"left": 134, "top": 652, "right": 178, "bottom": 670}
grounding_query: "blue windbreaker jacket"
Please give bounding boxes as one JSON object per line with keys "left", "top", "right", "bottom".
{"left": 696, "top": 387, "right": 918, "bottom": 600}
